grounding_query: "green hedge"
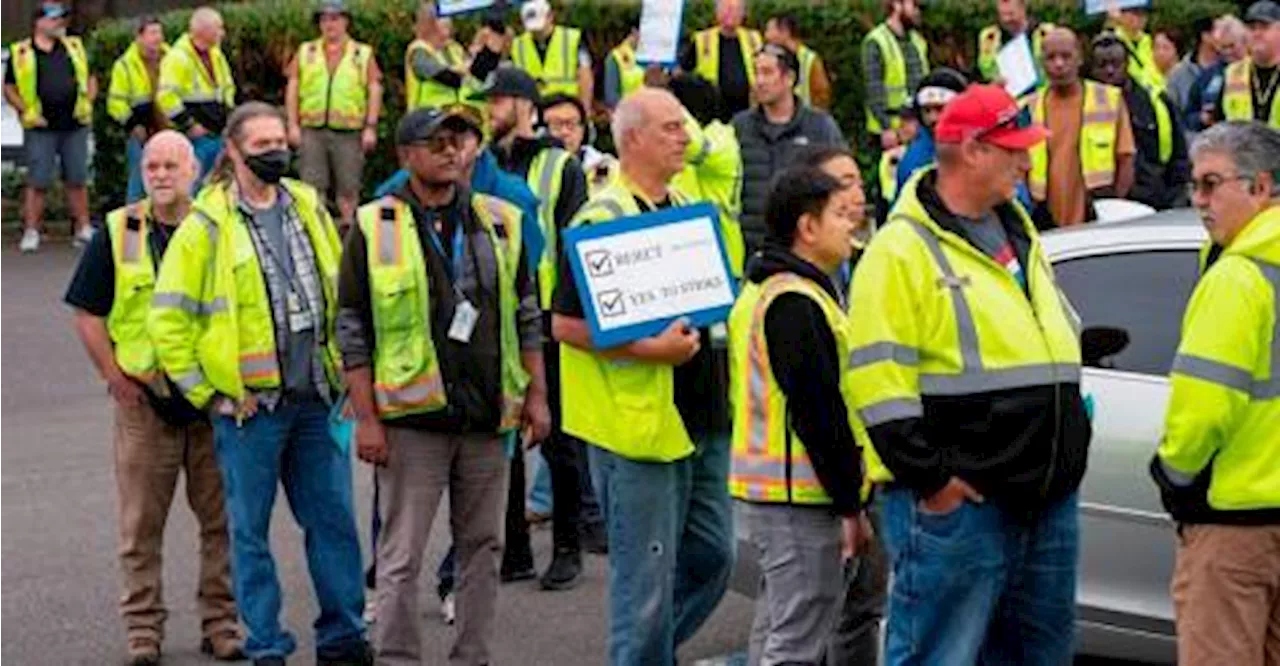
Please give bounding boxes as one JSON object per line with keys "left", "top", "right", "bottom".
{"left": 83, "top": 0, "right": 1234, "bottom": 211}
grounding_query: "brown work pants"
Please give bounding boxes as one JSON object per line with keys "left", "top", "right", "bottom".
{"left": 114, "top": 402, "right": 238, "bottom": 645}
{"left": 371, "top": 427, "right": 508, "bottom": 666}
{"left": 1172, "top": 523, "right": 1280, "bottom": 666}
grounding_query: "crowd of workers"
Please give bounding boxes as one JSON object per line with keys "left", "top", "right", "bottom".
{"left": 3, "top": 0, "right": 1276, "bottom": 663}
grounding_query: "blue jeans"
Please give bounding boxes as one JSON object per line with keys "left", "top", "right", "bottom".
{"left": 211, "top": 397, "right": 366, "bottom": 660}
{"left": 588, "top": 436, "right": 734, "bottom": 666}
{"left": 879, "top": 487, "right": 1079, "bottom": 666}
{"left": 125, "top": 136, "right": 146, "bottom": 203}
{"left": 528, "top": 450, "right": 553, "bottom": 515}
{"left": 191, "top": 134, "right": 223, "bottom": 188}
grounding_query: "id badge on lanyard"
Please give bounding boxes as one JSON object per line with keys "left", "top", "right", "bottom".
{"left": 426, "top": 220, "right": 478, "bottom": 344}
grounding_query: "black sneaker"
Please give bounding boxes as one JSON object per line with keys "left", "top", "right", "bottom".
{"left": 581, "top": 520, "right": 609, "bottom": 555}
{"left": 539, "top": 547, "right": 583, "bottom": 591}
{"left": 317, "top": 640, "right": 373, "bottom": 666}
{"left": 500, "top": 559, "right": 537, "bottom": 583}
{"left": 252, "top": 658, "right": 285, "bottom": 666}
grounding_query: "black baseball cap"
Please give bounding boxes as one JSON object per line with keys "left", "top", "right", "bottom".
{"left": 1246, "top": 0, "right": 1280, "bottom": 25}
{"left": 396, "top": 107, "right": 481, "bottom": 146}
{"left": 468, "top": 67, "right": 541, "bottom": 104}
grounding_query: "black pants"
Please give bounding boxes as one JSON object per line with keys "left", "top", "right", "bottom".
{"left": 825, "top": 506, "right": 889, "bottom": 665}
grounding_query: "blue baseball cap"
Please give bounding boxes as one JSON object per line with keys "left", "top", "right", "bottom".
{"left": 34, "top": 2, "right": 68, "bottom": 20}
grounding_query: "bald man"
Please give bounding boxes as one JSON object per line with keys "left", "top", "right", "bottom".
{"left": 65, "top": 131, "right": 243, "bottom": 666}
{"left": 552, "top": 88, "right": 734, "bottom": 666}
{"left": 157, "top": 7, "right": 236, "bottom": 181}
{"left": 1026, "top": 27, "right": 1135, "bottom": 226}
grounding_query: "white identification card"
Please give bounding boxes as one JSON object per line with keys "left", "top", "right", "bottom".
{"left": 448, "top": 299, "right": 479, "bottom": 343}
{"left": 286, "top": 292, "right": 313, "bottom": 334}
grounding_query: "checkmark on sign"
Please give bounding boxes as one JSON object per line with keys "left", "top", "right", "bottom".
{"left": 585, "top": 250, "right": 614, "bottom": 277}
{"left": 597, "top": 289, "right": 625, "bottom": 318}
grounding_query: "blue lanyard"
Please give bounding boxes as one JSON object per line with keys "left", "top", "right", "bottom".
{"left": 422, "top": 215, "right": 467, "bottom": 283}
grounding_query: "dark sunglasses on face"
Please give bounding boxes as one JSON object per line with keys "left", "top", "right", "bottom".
{"left": 409, "top": 132, "right": 465, "bottom": 153}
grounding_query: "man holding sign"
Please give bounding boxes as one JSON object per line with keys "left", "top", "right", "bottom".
{"left": 551, "top": 88, "right": 734, "bottom": 666}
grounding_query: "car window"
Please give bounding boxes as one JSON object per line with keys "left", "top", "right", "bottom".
{"left": 1053, "top": 250, "right": 1200, "bottom": 376}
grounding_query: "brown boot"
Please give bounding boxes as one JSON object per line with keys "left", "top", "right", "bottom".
{"left": 200, "top": 630, "right": 245, "bottom": 661}
{"left": 125, "top": 638, "right": 160, "bottom": 666}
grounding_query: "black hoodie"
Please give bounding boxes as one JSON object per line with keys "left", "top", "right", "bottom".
{"left": 748, "top": 242, "right": 864, "bottom": 516}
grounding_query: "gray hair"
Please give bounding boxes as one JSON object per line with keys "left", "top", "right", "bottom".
{"left": 1214, "top": 14, "right": 1246, "bottom": 44}
{"left": 1191, "top": 121, "right": 1280, "bottom": 196}
{"left": 190, "top": 6, "right": 222, "bottom": 32}
{"left": 610, "top": 92, "right": 647, "bottom": 153}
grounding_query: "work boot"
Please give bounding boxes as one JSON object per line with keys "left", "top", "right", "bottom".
{"left": 539, "top": 547, "right": 583, "bottom": 591}
{"left": 200, "top": 629, "right": 245, "bottom": 661}
{"left": 317, "top": 640, "right": 373, "bottom": 666}
{"left": 500, "top": 557, "right": 537, "bottom": 583}
{"left": 581, "top": 520, "right": 608, "bottom": 555}
{"left": 125, "top": 638, "right": 160, "bottom": 666}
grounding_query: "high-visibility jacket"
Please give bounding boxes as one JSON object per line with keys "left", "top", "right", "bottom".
{"left": 729, "top": 272, "right": 856, "bottom": 504}
{"left": 511, "top": 26, "right": 583, "bottom": 98}
{"left": 297, "top": 37, "right": 371, "bottom": 130}
{"left": 693, "top": 27, "right": 763, "bottom": 88}
{"left": 1115, "top": 28, "right": 1165, "bottom": 92}
{"left": 107, "top": 42, "right": 168, "bottom": 126}
{"left": 849, "top": 169, "right": 1083, "bottom": 485}
{"left": 863, "top": 23, "right": 929, "bottom": 134}
{"left": 977, "top": 23, "right": 1052, "bottom": 84}
{"left": 793, "top": 43, "right": 825, "bottom": 107}
{"left": 105, "top": 199, "right": 162, "bottom": 378}
{"left": 147, "top": 179, "right": 341, "bottom": 409}
{"left": 879, "top": 145, "right": 906, "bottom": 205}
{"left": 356, "top": 193, "right": 530, "bottom": 428}
{"left": 607, "top": 40, "right": 645, "bottom": 102}
{"left": 1141, "top": 82, "right": 1173, "bottom": 164}
{"left": 526, "top": 147, "right": 572, "bottom": 309}
{"left": 672, "top": 114, "right": 745, "bottom": 277}
{"left": 1155, "top": 207, "right": 1280, "bottom": 519}
{"left": 560, "top": 176, "right": 695, "bottom": 462}
{"left": 1222, "top": 59, "right": 1280, "bottom": 128}
{"left": 1026, "top": 81, "right": 1122, "bottom": 201}
{"left": 157, "top": 34, "right": 235, "bottom": 126}
{"left": 404, "top": 38, "right": 475, "bottom": 111}
{"left": 10, "top": 36, "right": 91, "bottom": 128}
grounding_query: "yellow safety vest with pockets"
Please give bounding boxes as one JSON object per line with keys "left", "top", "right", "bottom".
{"left": 526, "top": 147, "right": 571, "bottom": 309}
{"left": 10, "top": 36, "right": 91, "bottom": 128}
{"left": 862, "top": 23, "right": 929, "bottom": 134}
{"left": 1222, "top": 59, "right": 1280, "bottom": 128}
{"left": 559, "top": 177, "right": 696, "bottom": 462}
{"left": 1026, "top": 81, "right": 1122, "bottom": 201}
{"left": 511, "top": 26, "right": 583, "bottom": 98}
{"left": 729, "top": 272, "right": 860, "bottom": 504}
{"left": 156, "top": 34, "right": 235, "bottom": 123}
{"left": 608, "top": 40, "right": 646, "bottom": 100}
{"left": 297, "top": 38, "right": 371, "bottom": 130}
{"left": 356, "top": 194, "right": 531, "bottom": 429}
{"left": 147, "top": 179, "right": 341, "bottom": 409}
{"left": 107, "top": 42, "right": 168, "bottom": 125}
{"left": 693, "top": 28, "right": 763, "bottom": 88}
{"left": 405, "top": 38, "right": 477, "bottom": 111}
{"left": 848, "top": 169, "right": 1083, "bottom": 483}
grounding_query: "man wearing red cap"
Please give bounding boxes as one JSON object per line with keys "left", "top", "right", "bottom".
{"left": 847, "top": 84, "right": 1092, "bottom": 666}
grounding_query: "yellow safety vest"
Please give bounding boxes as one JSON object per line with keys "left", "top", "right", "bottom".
{"left": 10, "top": 36, "right": 91, "bottom": 128}
{"left": 729, "top": 272, "right": 858, "bottom": 504}
{"left": 297, "top": 38, "right": 371, "bottom": 130}
{"left": 404, "top": 38, "right": 475, "bottom": 111}
{"left": 977, "top": 23, "right": 1052, "bottom": 84}
{"left": 879, "top": 145, "right": 905, "bottom": 205}
{"left": 511, "top": 26, "right": 582, "bottom": 98}
{"left": 527, "top": 147, "right": 571, "bottom": 309}
{"left": 1222, "top": 59, "right": 1280, "bottom": 128}
{"left": 608, "top": 40, "right": 646, "bottom": 100}
{"left": 863, "top": 23, "right": 929, "bottom": 134}
{"left": 1115, "top": 28, "right": 1165, "bottom": 92}
{"left": 850, "top": 169, "right": 1082, "bottom": 483}
{"left": 105, "top": 199, "right": 162, "bottom": 378}
{"left": 559, "top": 176, "right": 695, "bottom": 462}
{"left": 1143, "top": 82, "right": 1173, "bottom": 164}
{"left": 693, "top": 27, "right": 763, "bottom": 88}
{"left": 157, "top": 33, "right": 236, "bottom": 123}
{"left": 1026, "top": 81, "right": 1122, "bottom": 201}
{"left": 1158, "top": 207, "right": 1280, "bottom": 514}
{"left": 672, "top": 115, "right": 746, "bottom": 278}
{"left": 356, "top": 193, "right": 530, "bottom": 428}
{"left": 107, "top": 42, "right": 168, "bottom": 125}
{"left": 147, "top": 179, "right": 341, "bottom": 408}
{"left": 793, "top": 43, "right": 824, "bottom": 107}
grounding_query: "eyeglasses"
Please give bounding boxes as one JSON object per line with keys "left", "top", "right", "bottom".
{"left": 1188, "top": 173, "right": 1252, "bottom": 197}
{"left": 408, "top": 133, "right": 465, "bottom": 153}
{"left": 546, "top": 118, "right": 584, "bottom": 133}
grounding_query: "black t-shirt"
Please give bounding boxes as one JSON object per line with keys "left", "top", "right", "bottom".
{"left": 6, "top": 40, "right": 79, "bottom": 130}
{"left": 717, "top": 34, "right": 751, "bottom": 122}
{"left": 552, "top": 194, "right": 715, "bottom": 437}
{"left": 1254, "top": 65, "right": 1279, "bottom": 120}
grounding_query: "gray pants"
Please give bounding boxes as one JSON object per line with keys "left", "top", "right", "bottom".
{"left": 743, "top": 502, "right": 844, "bottom": 666}
{"left": 372, "top": 427, "right": 507, "bottom": 666}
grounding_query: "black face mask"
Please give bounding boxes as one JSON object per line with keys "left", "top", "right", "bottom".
{"left": 244, "top": 149, "right": 291, "bottom": 184}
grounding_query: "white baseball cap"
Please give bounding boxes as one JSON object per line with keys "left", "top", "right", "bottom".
{"left": 521, "top": 0, "right": 551, "bottom": 32}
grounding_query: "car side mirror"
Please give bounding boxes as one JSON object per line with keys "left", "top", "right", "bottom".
{"left": 1081, "top": 326, "right": 1130, "bottom": 369}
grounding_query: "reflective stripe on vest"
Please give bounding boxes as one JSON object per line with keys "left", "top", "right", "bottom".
{"left": 106, "top": 202, "right": 159, "bottom": 377}
{"left": 405, "top": 39, "right": 469, "bottom": 111}
{"left": 298, "top": 39, "right": 369, "bottom": 129}
{"left": 863, "top": 25, "right": 928, "bottom": 133}
{"left": 1027, "top": 81, "right": 1120, "bottom": 200}
{"left": 529, "top": 148, "right": 570, "bottom": 309}
{"left": 693, "top": 28, "right": 762, "bottom": 87}
{"left": 512, "top": 27, "right": 581, "bottom": 96}
{"left": 11, "top": 37, "right": 92, "bottom": 128}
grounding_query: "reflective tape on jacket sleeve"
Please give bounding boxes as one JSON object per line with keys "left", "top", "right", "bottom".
{"left": 152, "top": 291, "right": 228, "bottom": 316}
{"left": 858, "top": 397, "right": 924, "bottom": 427}
{"left": 847, "top": 341, "right": 920, "bottom": 370}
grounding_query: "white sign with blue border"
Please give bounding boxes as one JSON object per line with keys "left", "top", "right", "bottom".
{"left": 564, "top": 202, "right": 737, "bottom": 348}
{"left": 438, "top": 0, "right": 496, "bottom": 18}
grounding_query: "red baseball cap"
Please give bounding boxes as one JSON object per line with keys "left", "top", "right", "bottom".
{"left": 934, "top": 84, "right": 1049, "bottom": 150}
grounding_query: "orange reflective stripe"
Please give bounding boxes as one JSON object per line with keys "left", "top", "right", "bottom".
{"left": 240, "top": 351, "right": 279, "bottom": 381}
{"left": 375, "top": 373, "right": 446, "bottom": 412}
{"left": 1082, "top": 110, "right": 1117, "bottom": 124}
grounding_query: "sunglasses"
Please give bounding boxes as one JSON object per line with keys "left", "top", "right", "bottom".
{"left": 407, "top": 133, "right": 466, "bottom": 153}
{"left": 1187, "top": 173, "right": 1253, "bottom": 197}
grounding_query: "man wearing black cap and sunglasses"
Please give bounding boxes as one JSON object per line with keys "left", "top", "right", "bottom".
{"left": 339, "top": 106, "right": 548, "bottom": 665}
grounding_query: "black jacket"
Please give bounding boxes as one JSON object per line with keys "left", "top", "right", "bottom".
{"left": 750, "top": 244, "right": 863, "bottom": 516}
{"left": 732, "top": 101, "right": 847, "bottom": 257}
{"left": 870, "top": 172, "right": 1093, "bottom": 512}
{"left": 1123, "top": 80, "right": 1190, "bottom": 211}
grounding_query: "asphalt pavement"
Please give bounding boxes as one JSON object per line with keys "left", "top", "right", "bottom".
{"left": 1, "top": 241, "right": 1148, "bottom": 666}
